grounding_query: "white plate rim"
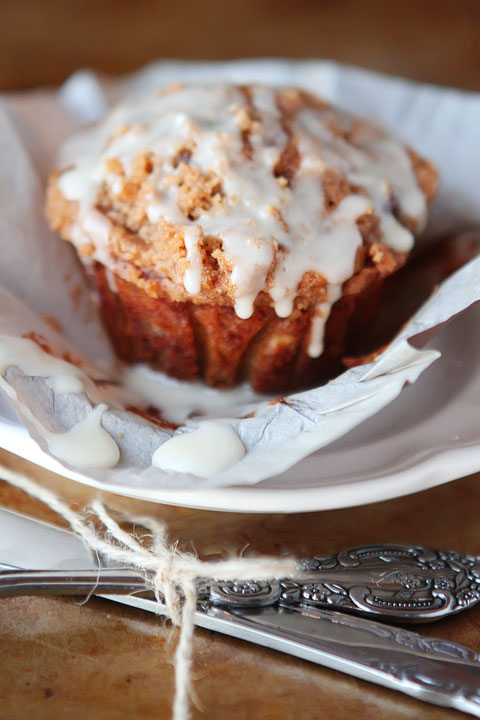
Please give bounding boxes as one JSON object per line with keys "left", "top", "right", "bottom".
{"left": 1, "top": 424, "right": 479, "bottom": 513}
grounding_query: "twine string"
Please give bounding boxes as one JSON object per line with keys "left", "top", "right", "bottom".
{"left": 0, "top": 464, "right": 298, "bottom": 720}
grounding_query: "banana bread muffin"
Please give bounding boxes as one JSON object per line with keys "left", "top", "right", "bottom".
{"left": 46, "top": 83, "right": 437, "bottom": 392}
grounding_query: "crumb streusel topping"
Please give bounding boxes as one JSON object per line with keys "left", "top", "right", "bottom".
{"left": 51, "top": 83, "right": 435, "bottom": 357}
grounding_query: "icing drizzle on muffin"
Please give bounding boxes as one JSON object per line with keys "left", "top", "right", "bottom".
{"left": 54, "top": 83, "right": 431, "bottom": 357}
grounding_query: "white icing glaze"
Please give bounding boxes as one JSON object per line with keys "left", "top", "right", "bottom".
{"left": 234, "top": 293, "right": 259, "bottom": 320}
{"left": 0, "top": 335, "right": 85, "bottom": 394}
{"left": 123, "top": 363, "right": 269, "bottom": 425}
{"left": 307, "top": 284, "right": 342, "bottom": 358}
{"left": 0, "top": 336, "right": 119, "bottom": 468}
{"left": 105, "top": 267, "right": 118, "bottom": 294}
{"left": 151, "top": 421, "right": 245, "bottom": 477}
{"left": 308, "top": 311, "right": 327, "bottom": 359}
{"left": 46, "top": 404, "right": 120, "bottom": 468}
{"left": 57, "top": 83, "right": 427, "bottom": 341}
{"left": 182, "top": 225, "right": 203, "bottom": 295}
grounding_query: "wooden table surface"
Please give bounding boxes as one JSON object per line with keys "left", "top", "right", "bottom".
{"left": 2, "top": 0, "right": 480, "bottom": 93}
{"left": 1, "top": 1, "right": 480, "bottom": 718}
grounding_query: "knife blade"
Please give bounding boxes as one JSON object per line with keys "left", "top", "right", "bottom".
{"left": 1, "top": 507, "right": 480, "bottom": 716}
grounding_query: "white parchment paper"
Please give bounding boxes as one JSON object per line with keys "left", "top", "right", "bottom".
{"left": 1, "top": 60, "right": 479, "bottom": 489}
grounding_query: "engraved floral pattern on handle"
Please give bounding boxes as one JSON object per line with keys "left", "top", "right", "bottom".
{"left": 207, "top": 579, "right": 281, "bottom": 607}
{"left": 322, "top": 611, "right": 480, "bottom": 707}
{"left": 203, "top": 544, "right": 480, "bottom": 622}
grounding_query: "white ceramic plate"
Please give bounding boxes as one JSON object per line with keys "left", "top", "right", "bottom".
{"left": 1, "top": 301, "right": 479, "bottom": 513}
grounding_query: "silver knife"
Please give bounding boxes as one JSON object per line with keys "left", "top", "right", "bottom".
{"left": 1, "top": 507, "right": 480, "bottom": 716}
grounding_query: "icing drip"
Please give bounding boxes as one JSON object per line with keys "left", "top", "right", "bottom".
{"left": 151, "top": 421, "right": 246, "bottom": 477}
{"left": 308, "top": 306, "right": 330, "bottom": 359}
{"left": 46, "top": 404, "right": 120, "bottom": 468}
{"left": 307, "top": 285, "right": 342, "bottom": 359}
{"left": 57, "top": 84, "right": 427, "bottom": 328}
{"left": 105, "top": 267, "right": 118, "bottom": 294}
{"left": 234, "top": 293, "right": 259, "bottom": 320}
{"left": 0, "top": 336, "right": 119, "bottom": 468}
{"left": 0, "top": 335, "right": 85, "bottom": 394}
{"left": 182, "top": 225, "right": 203, "bottom": 295}
{"left": 123, "top": 364, "right": 268, "bottom": 425}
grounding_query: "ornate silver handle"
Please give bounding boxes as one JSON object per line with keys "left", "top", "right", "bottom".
{"left": 201, "top": 543, "right": 480, "bottom": 622}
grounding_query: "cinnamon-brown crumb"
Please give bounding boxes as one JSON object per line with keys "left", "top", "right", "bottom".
{"left": 342, "top": 344, "right": 389, "bottom": 368}
{"left": 172, "top": 146, "right": 193, "bottom": 168}
{"left": 125, "top": 405, "right": 178, "bottom": 430}
{"left": 69, "top": 284, "right": 84, "bottom": 309}
{"left": 174, "top": 164, "right": 223, "bottom": 220}
{"left": 77, "top": 241, "right": 95, "bottom": 257}
{"left": 22, "top": 332, "right": 52, "bottom": 355}
{"left": 43, "top": 315, "right": 62, "bottom": 332}
{"left": 105, "top": 157, "right": 124, "bottom": 175}
{"left": 322, "top": 169, "right": 352, "bottom": 212}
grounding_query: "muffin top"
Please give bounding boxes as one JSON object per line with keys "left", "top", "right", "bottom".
{"left": 47, "top": 83, "right": 437, "bottom": 319}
